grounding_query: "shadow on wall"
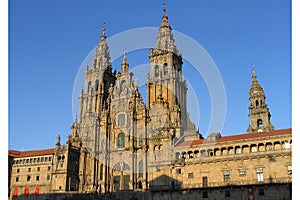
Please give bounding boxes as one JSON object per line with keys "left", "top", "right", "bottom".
{"left": 149, "top": 174, "right": 182, "bottom": 191}
{"left": 10, "top": 183, "right": 291, "bottom": 200}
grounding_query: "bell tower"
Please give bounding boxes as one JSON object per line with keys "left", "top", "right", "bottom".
{"left": 147, "top": 4, "right": 188, "bottom": 136}
{"left": 247, "top": 66, "right": 274, "bottom": 133}
{"left": 77, "top": 25, "right": 116, "bottom": 192}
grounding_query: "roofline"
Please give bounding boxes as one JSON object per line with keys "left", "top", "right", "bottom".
{"left": 176, "top": 128, "right": 292, "bottom": 148}
{"left": 8, "top": 148, "right": 55, "bottom": 158}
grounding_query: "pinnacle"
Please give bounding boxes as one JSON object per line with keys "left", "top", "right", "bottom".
{"left": 154, "top": 5, "right": 179, "bottom": 55}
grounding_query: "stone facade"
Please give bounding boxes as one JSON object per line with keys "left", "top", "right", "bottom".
{"left": 8, "top": 6, "right": 292, "bottom": 200}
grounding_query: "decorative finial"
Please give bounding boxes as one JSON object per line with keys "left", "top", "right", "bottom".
{"left": 102, "top": 22, "right": 106, "bottom": 34}
{"left": 251, "top": 64, "right": 255, "bottom": 74}
{"left": 251, "top": 64, "right": 257, "bottom": 82}
{"left": 160, "top": 2, "right": 170, "bottom": 28}
{"left": 123, "top": 51, "right": 127, "bottom": 62}
{"left": 101, "top": 22, "right": 106, "bottom": 41}
{"left": 56, "top": 134, "right": 61, "bottom": 146}
{"left": 121, "top": 51, "right": 129, "bottom": 72}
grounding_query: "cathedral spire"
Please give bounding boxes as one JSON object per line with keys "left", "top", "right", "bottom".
{"left": 92, "top": 22, "right": 112, "bottom": 71}
{"left": 153, "top": 3, "right": 178, "bottom": 55}
{"left": 247, "top": 66, "right": 274, "bottom": 133}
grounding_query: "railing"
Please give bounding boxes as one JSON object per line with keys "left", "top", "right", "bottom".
{"left": 180, "top": 149, "right": 292, "bottom": 163}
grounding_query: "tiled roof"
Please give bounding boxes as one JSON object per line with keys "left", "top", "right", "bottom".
{"left": 176, "top": 128, "right": 292, "bottom": 148}
{"left": 176, "top": 139, "right": 205, "bottom": 147}
{"left": 218, "top": 128, "right": 291, "bottom": 143}
{"left": 8, "top": 148, "right": 55, "bottom": 158}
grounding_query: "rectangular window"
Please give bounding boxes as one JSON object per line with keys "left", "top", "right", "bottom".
{"left": 239, "top": 169, "right": 246, "bottom": 175}
{"left": 224, "top": 170, "right": 230, "bottom": 182}
{"left": 15, "top": 177, "right": 19, "bottom": 182}
{"left": 16, "top": 168, "right": 20, "bottom": 173}
{"left": 203, "top": 191, "right": 208, "bottom": 198}
{"left": 48, "top": 166, "right": 51, "bottom": 171}
{"left": 47, "top": 175, "right": 50, "bottom": 180}
{"left": 225, "top": 190, "right": 230, "bottom": 197}
{"left": 27, "top": 175, "right": 31, "bottom": 181}
{"left": 256, "top": 168, "right": 263, "bottom": 182}
{"left": 37, "top": 167, "right": 40, "bottom": 171}
{"left": 202, "top": 176, "right": 208, "bottom": 187}
{"left": 36, "top": 176, "right": 39, "bottom": 181}
{"left": 188, "top": 172, "right": 194, "bottom": 178}
{"left": 288, "top": 165, "right": 292, "bottom": 175}
{"left": 176, "top": 168, "right": 181, "bottom": 174}
{"left": 163, "top": 63, "right": 168, "bottom": 75}
{"left": 28, "top": 168, "right": 31, "bottom": 172}
{"left": 258, "top": 188, "right": 265, "bottom": 196}
{"left": 171, "top": 181, "right": 175, "bottom": 189}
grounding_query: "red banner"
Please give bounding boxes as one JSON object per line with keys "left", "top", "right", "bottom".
{"left": 13, "top": 187, "right": 18, "bottom": 197}
{"left": 35, "top": 187, "right": 40, "bottom": 197}
{"left": 248, "top": 188, "right": 255, "bottom": 200}
{"left": 24, "top": 186, "right": 29, "bottom": 196}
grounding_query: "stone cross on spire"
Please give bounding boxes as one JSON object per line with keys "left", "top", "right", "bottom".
{"left": 101, "top": 22, "right": 106, "bottom": 41}
{"left": 251, "top": 64, "right": 258, "bottom": 83}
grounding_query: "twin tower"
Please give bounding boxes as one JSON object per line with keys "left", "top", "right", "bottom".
{"left": 67, "top": 6, "right": 274, "bottom": 193}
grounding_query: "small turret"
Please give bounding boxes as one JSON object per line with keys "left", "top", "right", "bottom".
{"left": 121, "top": 51, "right": 129, "bottom": 73}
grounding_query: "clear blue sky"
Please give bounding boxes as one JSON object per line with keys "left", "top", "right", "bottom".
{"left": 8, "top": 0, "right": 291, "bottom": 150}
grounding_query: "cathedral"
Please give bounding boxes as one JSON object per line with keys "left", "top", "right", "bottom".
{"left": 8, "top": 6, "right": 291, "bottom": 200}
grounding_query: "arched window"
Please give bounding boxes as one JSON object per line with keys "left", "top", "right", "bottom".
{"left": 257, "top": 119, "right": 264, "bottom": 131}
{"left": 118, "top": 133, "right": 125, "bottom": 148}
{"left": 163, "top": 63, "right": 168, "bottom": 75}
{"left": 155, "top": 65, "right": 159, "bottom": 77}
{"left": 138, "top": 160, "right": 143, "bottom": 178}
{"left": 100, "top": 164, "right": 103, "bottom": 180}
{"left": 118, "top": 114, "right": 125, "bottom": 127}
{"left": 255, "top": 100, "right": 259, "bottom": 107}
{"left": 95, "top": 80, "right": 99, "bottom": 91}
{"left": 139, "top": 134, "right": 144, "bottom": 146}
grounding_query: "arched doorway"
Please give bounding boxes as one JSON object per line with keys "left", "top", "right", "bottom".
{"left": 112, "top": 162, "right": 130, "bottom": 191}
